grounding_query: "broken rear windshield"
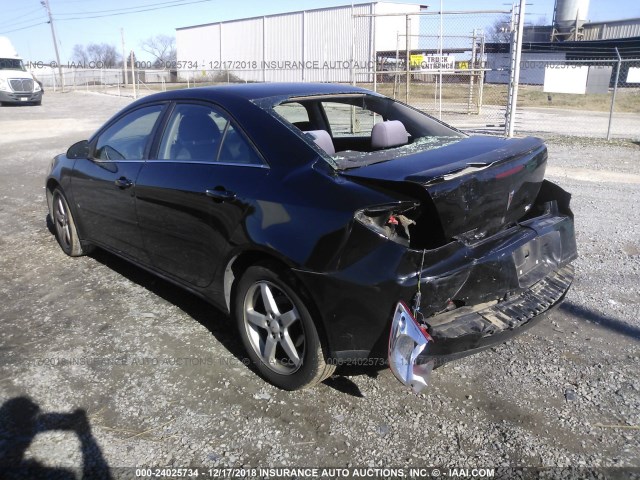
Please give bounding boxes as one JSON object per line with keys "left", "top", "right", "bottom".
{"left": 269, "top": 93, "right": 465, "bottom": 169}
{"left": 332, "top": 136, "right": 462, "bottom": 169}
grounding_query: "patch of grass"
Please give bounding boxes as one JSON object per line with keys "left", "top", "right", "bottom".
{"left": 367, "top": 81, "right": 640, "bottom": 113}
{"left": 544, "top": 134, "right": 640, "bottom": 148}
{"left": 120, "top": 78, "right": 640, "bottom": 115}
{"left": 516, "top": 85, "right": 640, "bottom": 113}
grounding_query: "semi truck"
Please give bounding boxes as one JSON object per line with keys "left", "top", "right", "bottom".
{"left": 0, "top": 36, "right": 43, "bottom": 106}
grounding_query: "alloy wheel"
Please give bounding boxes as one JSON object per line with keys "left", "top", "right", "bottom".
{"left": 53, "top": 193, "right": 72, "bottom": 251}
{"left": 242, "top": 281, "right": 306, "bottom": 375}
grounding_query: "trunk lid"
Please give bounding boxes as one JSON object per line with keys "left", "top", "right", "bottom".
{"left": 341, "top": 136, "right": 548, "bottom": 241}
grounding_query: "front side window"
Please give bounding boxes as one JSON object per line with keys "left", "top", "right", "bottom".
{"left": 94, "top": 105, "right": 163, "bottom": 160}
{"left": 158, "top": 103, "right": 264, "bottom": 165}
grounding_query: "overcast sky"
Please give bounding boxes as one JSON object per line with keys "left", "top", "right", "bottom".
{"left": 2, "top": 0, "right": 639, "bottom": 63}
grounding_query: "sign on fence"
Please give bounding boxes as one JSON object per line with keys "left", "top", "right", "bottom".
{"left": 414, "top": 54, "right": 455, "bottom": 71}
{"left": 544, "top": 65, "right": 589, "bottom": 94}
{"left": 586, "top": 66, "right": 613, "bottom": 94}
{"left": 409, "top": 54, "right": 424, "bottom": 68}
{"left": 627, "top": 67, "right": 640, "bottom": 83}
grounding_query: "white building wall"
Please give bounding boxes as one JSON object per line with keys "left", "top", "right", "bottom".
{"left": 176, "top": 23, "right": 219, "bottom": 67}
{"left": 582, "top": 18, "right": 640, "bottom": 40}
{"left": 176, "top": 23, "right": 220, "bottom": 82}
{"left": 373, "top": 2, "right": 421, "bottom": 52}
{"left": 221, "top": 18, "right": 263, "bottom": 82}
{"left": 176, "top": 2, "right": 421, "bottom": 83}
{"left": 264, "top": 13, "right": 304, "bottom": 82}
{"left": 303, "top": 4, "right": 373, "bottom": 82}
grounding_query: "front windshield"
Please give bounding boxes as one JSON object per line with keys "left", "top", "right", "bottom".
{"left": 271, "top": 93, "right": 465, "bottom": 170}
{"left": 0, "top": 58, "right": 26, "bottom": 71}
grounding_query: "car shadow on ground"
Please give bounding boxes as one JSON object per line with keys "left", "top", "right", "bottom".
{"left": 324, "top": 366, "right": 383, "bottom": 397}
{"left": 0, "top": 396, "right": 112, "bottom": 479}
{"left": 559, "top": 301, "right": 640, "bottom": 341}
{"left": 88, "top": 248, "right": 378, "bottom": 396}
{"left": 88, "top": 248, "right": 249, "bottom": 364}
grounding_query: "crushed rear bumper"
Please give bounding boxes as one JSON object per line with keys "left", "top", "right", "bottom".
{"left": 388, "top": 264, "right": 573, "bottom": 392}
{"left": 422, "top": 263, "right": 574, "bottom": 358}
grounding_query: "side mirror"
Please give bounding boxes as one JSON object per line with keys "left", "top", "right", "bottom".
{"left": 66, "top": 140, "right": 90, "bottom": 159}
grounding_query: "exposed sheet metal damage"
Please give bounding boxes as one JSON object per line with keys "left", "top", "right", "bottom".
{"left": 384, "top": 179, "right": 576, "bottom": 390}
{"left": 373, "top": 155, "right": 577, "bottom": 391}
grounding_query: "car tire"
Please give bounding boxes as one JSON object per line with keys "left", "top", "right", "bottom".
{"left": 234, "top": 264, "right": 335, "bottom": 390}
{"left": 50, "top": 188, "right": 92, "bottom": 257}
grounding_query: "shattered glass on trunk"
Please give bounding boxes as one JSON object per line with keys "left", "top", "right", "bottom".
{"left": 333, "top": 136, "right": 462, "bottom": 169}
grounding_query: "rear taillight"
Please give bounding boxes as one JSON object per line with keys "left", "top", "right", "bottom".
{"left": 355, "top": 202, "right": 420, "bottom": 246}
{"left": 388, "top": 302, "right": 434, "bottom": 393}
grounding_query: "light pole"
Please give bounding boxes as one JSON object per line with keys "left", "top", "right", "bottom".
{"left": 41, "top": 0, "right": 64, "bottom": 91}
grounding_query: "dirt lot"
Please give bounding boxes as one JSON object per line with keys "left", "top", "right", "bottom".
{"left": 0, "top": 91, "right": 639, "bottom": 479}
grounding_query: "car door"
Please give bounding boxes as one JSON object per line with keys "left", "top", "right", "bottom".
{"left": 71, "top": 104, "right": 166, "bottom": 262}
{"left": 135, "top": 101, "right": 270, "bottom": 288}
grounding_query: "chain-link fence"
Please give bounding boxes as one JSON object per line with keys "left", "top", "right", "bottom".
{"left": 29, "top": 7, "right": 640, "bottom": 141}
{"left": 362, "top": 11, "right": 512, "bottom": 135}
{"left": 31, "top": 67, "right": 174, "bottom": 96}
{"left": 504, "top": 56, "right": 640, "bottom": 139}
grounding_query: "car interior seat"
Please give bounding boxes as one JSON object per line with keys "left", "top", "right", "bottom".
{"left": 371, "top": 120, "right": 409, "bottom": 150}
{"left": 304, "top": 130, "right": 335, "bottom": 155}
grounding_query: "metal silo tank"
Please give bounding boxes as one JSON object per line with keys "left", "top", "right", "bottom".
{"left": 553, "top": 0, "right": 590, "bottom": 34}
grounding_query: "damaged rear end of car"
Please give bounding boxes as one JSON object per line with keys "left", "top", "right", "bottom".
{"left": 339, "top": 135, "right": 577, "bottom": 392}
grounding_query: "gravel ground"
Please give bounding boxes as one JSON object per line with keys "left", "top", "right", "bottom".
{"left": 0, "top": 91, "right": 638, "bottom": 479}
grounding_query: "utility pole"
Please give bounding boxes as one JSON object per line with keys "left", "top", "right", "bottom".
{"left": 121, "top": 28, "right": 128, "bottom": 87}
{"left": 130, "top": 50, "right": 137, "bottom": 99}
{"left": 438, "top": 0, "right": 443, "bottom": 119}
{"left": 41, "top": 0, "right": 64, "bottom": 91}
{"left": 505, "top": 0, "right": 525, "bottom": 137}
{"left": 405, "top": 14, "right": 411, "bottom": 104}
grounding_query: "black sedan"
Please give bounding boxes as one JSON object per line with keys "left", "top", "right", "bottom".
{"left": 46, "top": 83, "right": 577, "bottom": 392}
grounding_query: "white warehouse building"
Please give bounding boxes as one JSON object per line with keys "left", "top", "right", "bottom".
{"left": 175, "top": 2, "right": 422, "bottom": 83}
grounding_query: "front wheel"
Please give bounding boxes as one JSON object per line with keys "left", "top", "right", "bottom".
{"left": 50, "top": 188, "right": 92, "bottom": 256}
{"left": 234, "top": 264, "right": 335, "bottom": 390}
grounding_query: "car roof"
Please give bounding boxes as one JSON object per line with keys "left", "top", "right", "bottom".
{"left": 135, "top": 82, "right": 377, "bottom": 105}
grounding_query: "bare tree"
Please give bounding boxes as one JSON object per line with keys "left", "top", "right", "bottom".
{"left": 486, "top": 15, "right": 512, "bottom": 43}
{"left": 71, "top": 44, "right": 89, "bottom": 64}
{"left": 486, "top": 14, "right": 549, "bottom": 43}
{"left": 71, "top": 43, "right": 120, "bottom": 66}
{"left": 86, "top": 43, "right": 120, "bottom": 67}
{"left": 534, "top": 15, "right": 548, "bottom": 26}
{"left": 140, "top": 35, "right": 176, "bottom": 69}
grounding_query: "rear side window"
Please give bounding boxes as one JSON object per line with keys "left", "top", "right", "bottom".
{"left": 157, "top": 103, "right": 264, "bottom": 165}
{"left": 94, "top": 105, "right": 163, "bottom": 160}
{"left": 218, "top": 123, "right": 264, "bottom": 165}
{"left": 273, "top": 102, "right": 310, "bottom": 130}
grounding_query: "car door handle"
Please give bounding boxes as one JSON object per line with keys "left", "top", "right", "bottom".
{"left": 114, "top": 177, "right": 133, "bottom": 189}
{"left": 205, "top": 188, "right": 236, "bottom": 201}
